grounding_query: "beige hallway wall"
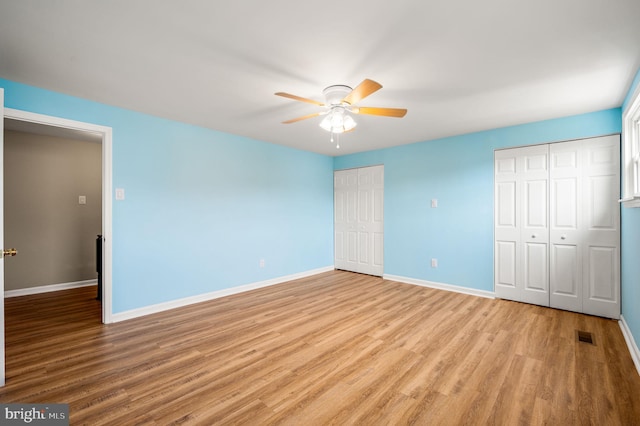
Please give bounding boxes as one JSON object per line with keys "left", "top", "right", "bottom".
{"left": 4, "top": 130, "right": 102, "bottom": 291}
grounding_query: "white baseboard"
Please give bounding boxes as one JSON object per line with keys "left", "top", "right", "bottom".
{"left": 619, "top": 315, "right": 640, "bottom": 376}
{"left": 111, "top": 266, "right": 335, "bottom": 323}
{"left": 383, "top": 274, "right": 495, "bottom": 299}
{"left": 5, "top": 279, "right": 97, "bottom": 298}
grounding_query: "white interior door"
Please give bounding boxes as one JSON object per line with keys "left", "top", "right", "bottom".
{"left": 520, "top": 145, "right": 550, "bottom": 306}
{"left": 356, "top": 166, "right": 384, "bottom": 276}
{"left": 494, "top": 148, "right": 521, "bottom": 301}
{"left": 0, "top": 88, "right": 5, "bottom": 386}
{"left": 549, "top": 140, "right": 583, "bottom": 312}
{"left": 496, "top": 136, "right": 620, "bottom": 319}
{"left": 580, "top": 135, "right": 620, "bottom": 318}
{"left": 550, "top": 136, "right": 620, "bottom": 317}
{"left": 334, "top": 169, "right": 358, "bottom": 272}
{"left": 334, "top": 165, "right": 384, "bottom": 276}
{"left": 495, "top": 145, "right": 549, "bottom": 306}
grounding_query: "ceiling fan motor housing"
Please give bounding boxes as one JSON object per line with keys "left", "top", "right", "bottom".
{"left": 323, "top": 85, "right": 352, "bottom": 106}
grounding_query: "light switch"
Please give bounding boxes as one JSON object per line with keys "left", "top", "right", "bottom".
{"left": 78, "top": 195, "right": 86, "bottom": 205}
{"left": 115, "top": 188, "right": 125, "bottom": 200}
{"left": 431, "top": 198, "right": 438, "bottom": 208}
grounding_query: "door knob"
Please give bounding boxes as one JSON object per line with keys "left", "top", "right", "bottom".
{"left": 2, "top": 248, "right": 18, "bottom": 258}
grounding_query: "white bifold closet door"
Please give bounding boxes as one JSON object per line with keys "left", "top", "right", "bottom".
{"left": 334, "top": 165, "right": 384, "bottom": 276}
{"left": 495, "top": 135, "right": 620, "bottom": 319}
{"left": 495, "top": 144, "right": 550, "bottom": 307}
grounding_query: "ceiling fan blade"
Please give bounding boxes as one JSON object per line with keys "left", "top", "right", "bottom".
{"left": 353, "top": 106, "right": 407, "bottom": 118}
{"left": 282, "top": 112, "right": 323, "bottom": 124}
{"left": 275, "top": 92, "right": 324, "bottom": 106}
{"left": 342, "top": 79, "right": 382, "bottom": 105}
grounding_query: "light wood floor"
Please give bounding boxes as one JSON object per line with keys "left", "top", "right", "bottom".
{"left": 1, "top": 270, "right": 639, "bottom": 425}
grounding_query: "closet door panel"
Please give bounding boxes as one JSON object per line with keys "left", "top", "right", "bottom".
{"left": 356, "top": 166, "right": 384, "bottom": 276}
{"left": 334, "top": 169, "right": 359, "bottom": 272}
{"left": 496, "top": 241, "right": 517, "bottom": 290}
{"left": 495, "top": 145, "right": 548, "bottom": 304}
{"left": 358, "top": 231, "right": 370, "bottom": 265}
{"left": 551, "top": 178, "right": 578, "bottom": 229}
{"left": 370, "top": 176, "right": 385, "bottom": 274}
{"left": 524, "top": 151, "right": 548, "bottom": 173}
{"left": 523, "top": 242, "right": 549, "bottom": 306}
{"left": 372, "top": 232, "right": 384, "bottom": 270}
{"left": 346, "top": 231, "right": 358, "bottom": 264}
{"left": 496, "top": 182, "right": 517, "bottom": 228}
{"left": 581, "top": 135, "right": 620, "bottom": 318}
{"left": 524, "top": 179, "right": 547, "bottom": 229}
{"left": 586, "top": 174, "right": 618, "bottom": 232}
{"left": 358, "top": 187, "right": 370, "bottom": 223}
{"left": 494, "top": 149, "right": 522, "bottom": 301}
{"left": 549, "top": 140, "right": 583, "bottom": 312}
{"left": 550, "top": 243, "right": 581, "bottom": 312}
{"left": 520, "top": 146, "right": 549, "bottom": 305}
{"left": 335, "top": 231, "right": 344, "bottom": 263}
{"left": 551, "top": 245, "right": 579, "bottom": 294}
{"left": 587, "top": 246, "right": 617, "bottom": 299}
{"left": 334, "top": 173, "right": 347, "bottom": 267}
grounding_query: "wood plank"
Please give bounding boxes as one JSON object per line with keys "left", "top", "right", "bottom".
{"left": 1, "top": 271, "right": 639, "bottom": 424}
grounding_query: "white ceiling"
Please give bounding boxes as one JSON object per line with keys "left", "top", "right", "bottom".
{"left": 1, "top": 0, "right": 639, "bottom": 156}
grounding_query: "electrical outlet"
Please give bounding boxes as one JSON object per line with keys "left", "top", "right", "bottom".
{"left": 431, "top": 258, "right": 438, "bottom": 268}
{"left": 431, "top": 199, "right": 438, "bottom": 208}
{"left": 78, "top": 195, "right": 87, "bottom": 205}
{"left": 259, "top": 259, "right": 265, "bottom": 268}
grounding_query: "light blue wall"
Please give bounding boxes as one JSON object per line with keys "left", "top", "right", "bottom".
{"left": 3, "top": 72, "right": 637, "bottom": 348}
{"left": 1, "top": 79, "right": 334, "bottom": 313}
{"left": 335, "top": 109, "right": 621, "bottom": 293}
{"left": 621, "top": 66, "right": 640, "bottom": 349}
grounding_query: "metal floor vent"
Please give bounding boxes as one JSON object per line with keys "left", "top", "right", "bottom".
{"left": 577, "top": 330, "right": 595, "bottom": 345}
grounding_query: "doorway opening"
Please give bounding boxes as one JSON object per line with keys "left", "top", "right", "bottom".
{"left": 4, "top": 123, "right": 102, "bottom": 309}
{"left": 1, "top": 109, "right": 113, "bottom": 387}
{"left": 3, "top": 109, "right": 113, "bottom": 323}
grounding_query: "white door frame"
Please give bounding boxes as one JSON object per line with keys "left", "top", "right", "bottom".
{"left": 1, "top": 89, "right": 5, "bottom": 386}
{"left": 3, "top": 108, "right": 113, "bottom": 323}
{"left": 1, "top": 107, "right": 113, "bottom": 386}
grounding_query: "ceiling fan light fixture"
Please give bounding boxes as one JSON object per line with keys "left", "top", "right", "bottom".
{"left": 319, "top": 114, "right": 333, "bottom": 132}
{"left": 319, "top": 108, "right": 357, "bottom": 134}
{"left": 342, "top": 114, "right": 357, "bottom": 132}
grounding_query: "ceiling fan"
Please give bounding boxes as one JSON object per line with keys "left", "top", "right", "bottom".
{"left": 275, "top": 79, "right": 407, "bottom": 147}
